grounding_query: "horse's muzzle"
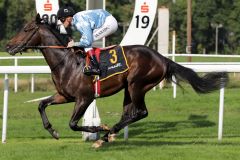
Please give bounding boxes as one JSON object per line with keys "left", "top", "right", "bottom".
{"left": 6, "top": 44, "right": 23, "bottom": 55}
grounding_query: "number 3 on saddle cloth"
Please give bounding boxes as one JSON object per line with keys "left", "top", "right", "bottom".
{"left": 85, "top": 45, "right": 129, "bottom": 97}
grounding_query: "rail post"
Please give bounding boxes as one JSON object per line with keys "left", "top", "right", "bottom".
{"left": 2, "top": 74, "right": 9, "bottom": 143}
{"left": 218, "top": 87, "right": 225, "bottom": 140}
{"left": 14, "top": 58, "right": 18, "bottom": 93}
{"left": 31, "top": 74, "right": 35, "bottom": 93}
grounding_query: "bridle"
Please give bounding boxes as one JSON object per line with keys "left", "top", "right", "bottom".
{"left": 17, "top": 22, "right": 79, "bottom": 71}
{"left": 14, "top": 21, "right": 86, "bottom": 71}
{"left": 19, "top": 22, "right": 69, "bottom": 51}
{"left": 14, "top": 24, "right": 39, "bottom": 53}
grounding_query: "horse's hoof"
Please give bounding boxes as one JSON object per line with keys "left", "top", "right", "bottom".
{"left": 53, "top": 130, "right": 59, "bottom": 140}
{"left": 92, "top": 140, "right": 104, "bottom": 149}
{"left": 100, "top": 124, "right": 110, "bottom": 131}
{"left": 108, "top": 134, "right": 117, "bottom": 142}
{"left": 48, "top": 128, "right": 59, "bottom": 140}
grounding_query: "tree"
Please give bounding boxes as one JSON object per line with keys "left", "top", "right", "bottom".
{"left": 223, "top": 0, "right": 240, "bottom": 54}
{"left": 0, "top": 0, "right": 9, "bottom": 42}
{"left": 106, "top": 0, "right": 133, "bottom": 45}
{"left": 192, "top": 0, "right": 217, "bottom": 54}
{"left": 2, "top": 0, "right": 240, "bottom": 54}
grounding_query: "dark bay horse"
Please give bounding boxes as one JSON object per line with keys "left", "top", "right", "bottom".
{"left": 6, "top": 15, "right": 228, "bottom": 147}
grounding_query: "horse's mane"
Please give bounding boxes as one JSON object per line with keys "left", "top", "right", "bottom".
{"left": 42, "top": 23, "right": 84, "bottom": 51}
{"left": 40, "top": 23, "right": 85, "bottom": 68}
{"left": 43, "top": 23, "right": 72, "bottom": 46}
{"left": 34, "top": 14, "right": 71, "bottom": 46}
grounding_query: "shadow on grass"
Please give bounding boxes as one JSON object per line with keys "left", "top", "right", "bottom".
{"left": 98, "top": 139, "right": 240, "bottom": 151}
{"left": 99, "top": 140, "right": 207, "bottom": 150}
{"left": 12, "top": 134, "right": 83, "bottom": 140}
{"left": 97, "top": 114, "right": 240, "bottom": 150}
{"left": 9, "top": 114, "right": 219, "bottom": 147}
{"left": 11, "top": 114, "right": 215, "bottom": 140}
{"left": 118, "top": 114, "right": 216, "bottom": 139}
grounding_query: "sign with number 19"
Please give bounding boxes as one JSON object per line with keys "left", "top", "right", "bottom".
{"left": 120, "top": 0, "right": 158, "bottom": 45}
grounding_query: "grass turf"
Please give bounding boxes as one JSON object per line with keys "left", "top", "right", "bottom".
{"left": 1, "top": 51, "right": 240, "bottom": 159}
{"left": 1, "top": 85, "right": 240, "bottom": 159}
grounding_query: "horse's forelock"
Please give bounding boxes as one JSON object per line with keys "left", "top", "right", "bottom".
{"left": 35, "top": 13, "right": 42, "bottom": 24}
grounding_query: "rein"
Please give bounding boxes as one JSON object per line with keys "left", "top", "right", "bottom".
{"left": 18, "top": 22, "right": 85, "bottom": 71}
{"left": 20, "top": 23, "right": 73, "bottom": 71}
{"left": 25, "top": 45, "right": 69, "bottom": 49}
{"left": 16, "top": 25, "right": 40, "bottom": 52}
{"left": 22, "top": 22, "right": 72, "bottom": 50}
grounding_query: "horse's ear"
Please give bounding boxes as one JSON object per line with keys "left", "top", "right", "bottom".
{"left": 36, "top": 13, "right": 41, "bottom": 24}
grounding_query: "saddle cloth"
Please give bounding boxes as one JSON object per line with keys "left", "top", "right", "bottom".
{"left": 94, "top": 45, "right": 129, "bottom": 81}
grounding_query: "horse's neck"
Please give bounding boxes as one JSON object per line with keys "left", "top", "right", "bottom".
{"left": 39, "top": 26, "right": 84, "bottom": 76}
{"left": 40, "top": 27, "right": 70, "bottom": 71}
{"left": 41, "top": 48, "right": 67, "bottom": 70}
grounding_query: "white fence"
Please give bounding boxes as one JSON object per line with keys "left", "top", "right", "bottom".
{"left": 165, "top": 53, "right": 240, "bottom": 58}
{"left": 0, "top": 56, "right": 44, "bottom": 93}
{"left": 0, "top": 66, "right": 101, "bottom": 143}
{"left": 0, "top": 66, "right": 50, "bottom": 143}
{"left": 180, "top": 62, "right": 240, "bottom": 141}
{"left": 1, "top": 62, "right": 240, "bottom": 143}
{"left": 1, "top": 54, "right": 240, "bottom": 93}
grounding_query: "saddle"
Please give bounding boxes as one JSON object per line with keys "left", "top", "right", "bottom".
{"left": 85, "top": 45, "right": 129, "bottom": 81}
{"left": 86, "top": 45, "right": 129, "bottom": 97}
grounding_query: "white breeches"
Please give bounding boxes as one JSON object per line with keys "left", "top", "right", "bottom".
{"left": 93, "top": 15, "right": 118, "bottom": 41}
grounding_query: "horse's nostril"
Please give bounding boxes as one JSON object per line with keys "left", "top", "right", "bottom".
{"left": 6, "top": 45, "right": 13, "bottom": 53}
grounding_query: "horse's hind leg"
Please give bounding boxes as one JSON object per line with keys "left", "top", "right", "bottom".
{"left": 38, "top": 93, "right": 70, "bottom": 139}
{"left": 103, "top": 86, "right": 148, "bottom": 142}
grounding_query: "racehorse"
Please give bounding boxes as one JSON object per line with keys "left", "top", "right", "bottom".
{"left": 6, "top": 15, "right": 228, "bottom": 147}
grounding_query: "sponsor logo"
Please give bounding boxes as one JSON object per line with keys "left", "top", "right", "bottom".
{"left": 64, "top": 9, "right": 69, "bottom": 13}
{"left": 95, "top": 27, "right": 110, "bottom": 38}
{"left": 44, "top": 0, "right": 52, "bottom": 11}
{"left": 108, "top": 63, "right": 122, "bottom": 70}
{"left": 141, "top": 2, "right": 149, "bottom": 13}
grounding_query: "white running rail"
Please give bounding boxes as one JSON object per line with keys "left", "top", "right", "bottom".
{"left": 1, "top": 63, "right": 239, "bottom": 143}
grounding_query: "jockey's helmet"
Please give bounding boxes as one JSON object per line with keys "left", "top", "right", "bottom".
{"left": 57, "top": 6, "right": 75, "bottom": 19}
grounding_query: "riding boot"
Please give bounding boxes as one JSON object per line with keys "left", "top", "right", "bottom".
{"left": 84, "top": 49, "right": 101, "bottom": 75}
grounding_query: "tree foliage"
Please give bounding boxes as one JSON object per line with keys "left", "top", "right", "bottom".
{"left": 1, "top": 0, "right": 240, "bottom": 54}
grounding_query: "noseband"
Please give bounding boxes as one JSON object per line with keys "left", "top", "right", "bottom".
{"left": 17, "top": 24, "right": 40, "bottom": 52}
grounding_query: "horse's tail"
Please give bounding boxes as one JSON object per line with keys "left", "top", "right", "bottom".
{"left": 164, "top": 59, "right": 229, "bottom": 93}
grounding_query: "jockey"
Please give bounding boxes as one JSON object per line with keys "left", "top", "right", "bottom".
{"left": 57, "top": 6, "right": 118, "bottom": 76}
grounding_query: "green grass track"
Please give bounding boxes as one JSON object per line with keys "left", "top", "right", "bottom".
{"left": 1, "top": 84, "right": 240, "bottom": 160}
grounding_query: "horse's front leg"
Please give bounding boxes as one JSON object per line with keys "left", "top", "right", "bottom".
{"left": 69, "top": 98, "right": 109, "bottom": 133}
{"left": 38, "top": 93, "right": 70, "bottom": 139}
